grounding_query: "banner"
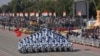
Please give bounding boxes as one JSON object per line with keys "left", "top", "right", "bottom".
{"left": 9, "top": 13, "right": 12, "bottom": 16}
{"left": 63, "top": 11, "right": 66, "bottom": 16}
{"left": 20, "top": 13, "right": 23, "bottom": 17}
{"left": 53, "top": 12, "right": 56, "bottom": 17}
{"left": 2, "top": 13, "right": 5, "bottom": 16}
{"left": 49, "top": 12, "right": 52, "bottom": 16}
{"left": 25, "top": 13, "right": 28, "bottom": 17}
{"left": 30, "top": 12, "right": 35, "bottom": 16}
{"left": 36, "top": 12, "right": 39, "bottom": 17}
{"left": 42, "top": 11, "right": 48, "bottom": 16}
{"left": 78, "top": 11, "right": 81, "bottom": 16}
{"left": 17, "top": 13, "right": 20, "bottom": 16}
{"left": 12, "top": 13, "right": 15, "bottom": 16}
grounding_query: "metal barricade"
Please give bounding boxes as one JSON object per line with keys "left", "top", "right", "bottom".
{"left": 81, "top": 37, "right": 85, "bottom": 45}
{"left": 69, "top": 34, "right": 100, "bottom": 48}
{"left": 88, "top": 38, "right": 93, "bottom": 46}
{"left": 5, "top": 26, "right": 9, "bottom": 30}
{"left": 10, "top": 26, "right": 16, "bottom": 31}
{"left": 76, "top": 35, "right": 82, "bottom": 44}
{"left": 70, "top": 35, "right": 76, "bottom": 43}
{"left": 0, "top": 25, "right": 2, "bottom": 28}
{"left": 93, "top": 39, "right": 100, "bottom": 47}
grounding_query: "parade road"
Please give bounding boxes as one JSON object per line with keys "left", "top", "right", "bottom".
{"left": 0, "top": 29, "right": 100, "bottom": 56}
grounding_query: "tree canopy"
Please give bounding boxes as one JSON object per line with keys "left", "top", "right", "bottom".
{"left": 0, "top": 0, "right": 100, "bottom": 17}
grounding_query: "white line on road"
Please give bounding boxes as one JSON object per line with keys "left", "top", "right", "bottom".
{"left": 0, "top": 49, "right": 13, "bottom": 56}
{"left": 85, "top": 51, "right": 100, "bottom": 56}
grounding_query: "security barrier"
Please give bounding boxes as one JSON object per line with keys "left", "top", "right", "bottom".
{"left": 69, "top": 34, "right": 100, "bottom": 48}
{"left": 0, "top": 25, "right": 2, "bottom": 29}
{"left": 0, "top": 25, "right": 15, "bottom": 31}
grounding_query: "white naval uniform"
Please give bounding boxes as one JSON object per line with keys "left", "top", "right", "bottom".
{"left": 18, "top": 41, "right": 23, "bottom": 49}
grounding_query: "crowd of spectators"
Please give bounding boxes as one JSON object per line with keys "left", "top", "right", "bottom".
{"left": 0, "top": 15, "right": 85, "bottom": 31}
{"left": 82, "top": 27, "right": 100, "bottom": 39}
{"left": 66, "top": 26, "right": 100, "bottom": 40}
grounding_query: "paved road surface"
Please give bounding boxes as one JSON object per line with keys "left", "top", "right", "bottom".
{"left": 0, "top": 29, "right": 100, "bottom": 56}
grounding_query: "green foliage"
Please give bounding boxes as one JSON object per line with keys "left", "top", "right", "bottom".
{"left": 97, "top": 0, "right": 100, "bottom": 10}
{"left": 0, "top": 0, "right": 73, "bottom": 16}
{"left": 97, "top": 3, "right": 100, "bottom": 10}
{"left": 0, "top": 7, "right": 2, "bottom": 13}
{"left": 0, "top": 0, "right": 100, "bottom": 16}
{"left": 1, "top": 5, "right": 10, "bottom": 13}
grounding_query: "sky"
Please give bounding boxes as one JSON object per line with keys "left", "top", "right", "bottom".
{"left": 0, "top": 0, "right": 11, "bottom": 6}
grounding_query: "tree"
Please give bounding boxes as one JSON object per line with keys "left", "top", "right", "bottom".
{"left": 87, "top": 0, "right": 100, "bottom": 18}
{"left": 97, "top": 3, "right": 100, "bottom": 10}
{"left": 7, "top": 0, "right": 32, "bottom": 12}
{"left": 0, "top": 7, "right": 2, "bottom": 13}
{"left": 1, "top": 5, "right": 10, "bottom": 13}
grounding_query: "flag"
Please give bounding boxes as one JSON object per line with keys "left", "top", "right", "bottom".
{"left": 42, "top": 11, "right": 48, "bottom": 16}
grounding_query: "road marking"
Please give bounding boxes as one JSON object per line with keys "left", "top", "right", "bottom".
{"left": 85, "top": 51, "right": 100, "bottom": 56}
{"left": 0, "top": 50, "right": 13, "bottom": 56}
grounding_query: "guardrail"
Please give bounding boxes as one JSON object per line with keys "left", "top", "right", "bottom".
{"left": 69, "top": 35, "right": 100, "bottom": 48}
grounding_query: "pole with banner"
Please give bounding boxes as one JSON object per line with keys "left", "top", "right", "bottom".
{"left": 63, "top": 11, "right": 66, "bottom": 17}
{"left": 12, "top": 13, "right": 15, "bottom": 17}
{"left": 49, "top": 12, "right": 52, "bottom": 17}
{"left": 78, "top": 11, "right": 83, "bottom": 30}
{"left": 78, "top": 11, "right": 81, "bottom": 17}
{"left": 36, "top": 12, "right": 39, "bottom": 26}
{"left": 30, "top": 12, "right": 35, "bottom": 17}
{"left": 20, "top": 13, "right": 24, "bottom": 17}
{"left": 25, "top": 13, "right": 28, "bottom": 17}
{"left": 53, "top": 12, "right": 56, "bottom": 18}
{"left": 17, "top": 13, "right": 20, "bottom": 17}
{"left": 36, "top": 12, "right": 39, "bottom": 17}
